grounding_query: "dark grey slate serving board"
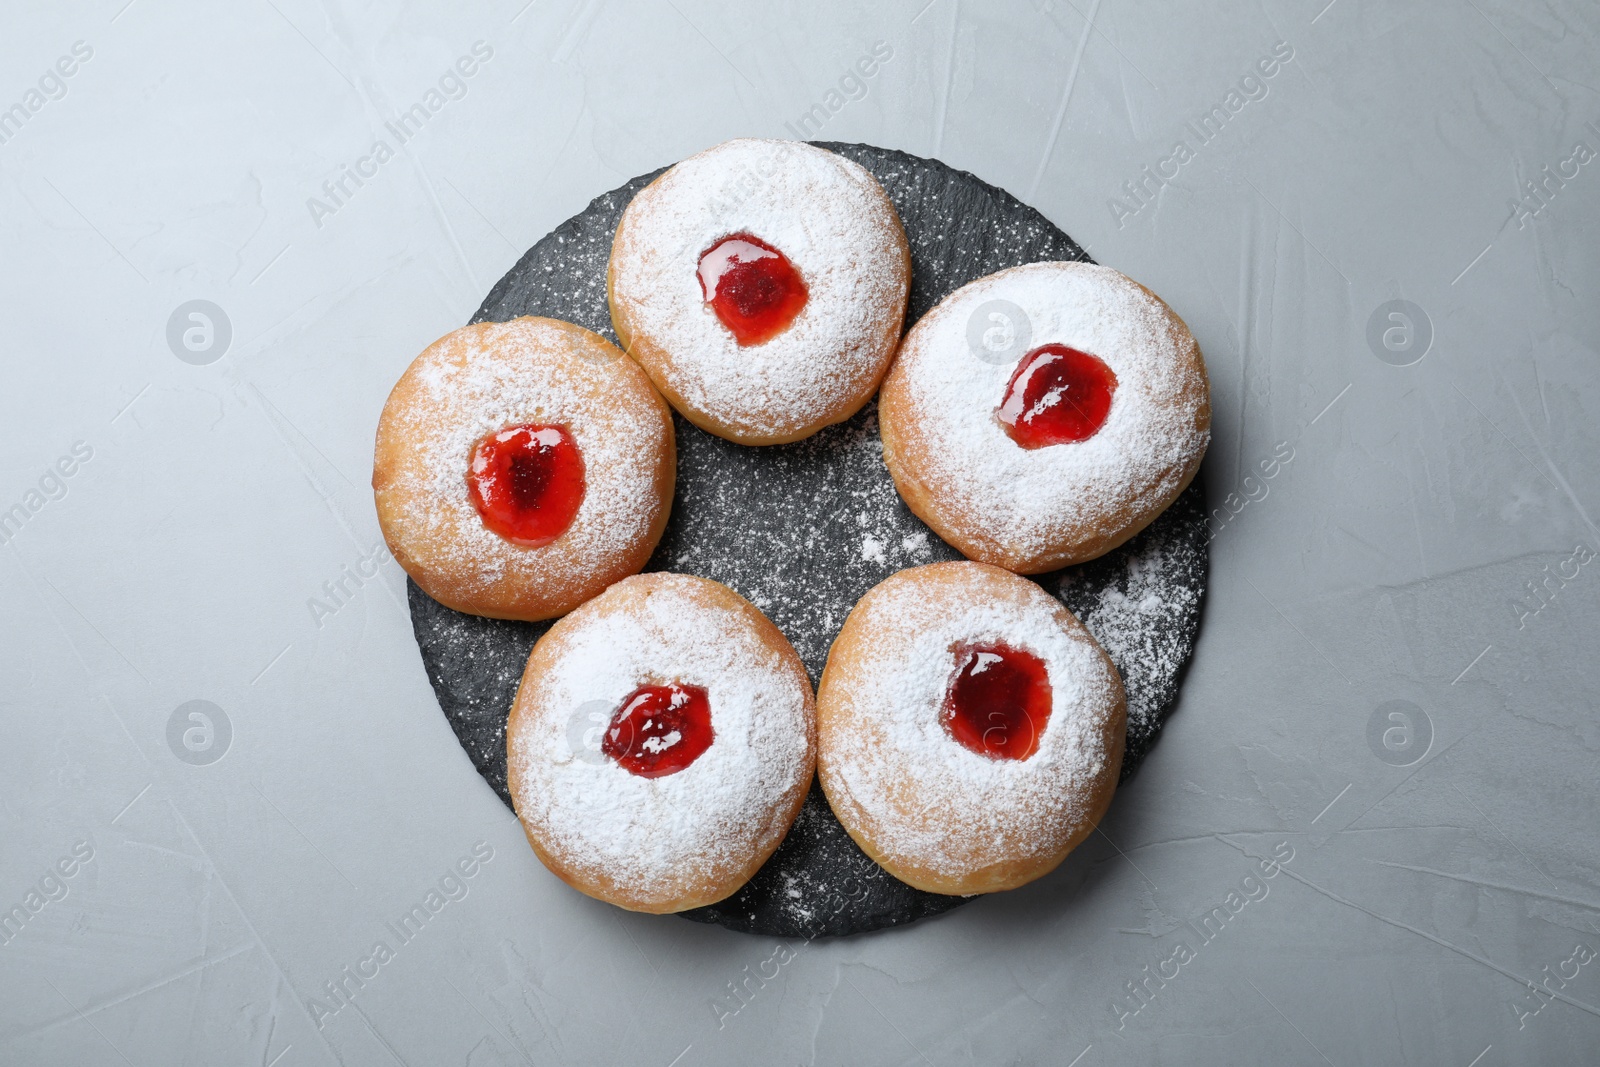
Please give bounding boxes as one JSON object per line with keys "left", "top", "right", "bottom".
{"left": 406, "top": 143, "right": 1207, "bottom": 939}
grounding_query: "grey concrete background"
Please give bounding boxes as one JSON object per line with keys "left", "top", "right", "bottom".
{"left": 1, "top": 0, "right": 1597, "bottom": 1063}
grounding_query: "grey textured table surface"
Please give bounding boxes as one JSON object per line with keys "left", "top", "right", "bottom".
{"left": 2, "top": 1, "right": 1597, "bottom": 1064}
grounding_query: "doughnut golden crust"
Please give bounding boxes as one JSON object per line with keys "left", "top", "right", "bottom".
{"left": 608, "top": 138, "right": 910, "bottom": 445}
{"left": 507, "top": 573, "right": 816, "bottom": 913}
{"left": 817, "top": 562, "right": 1126, "bottom": 896}
{"left": 880, "top": 262, "right": 1210, "bottom": 574}
{"left": 373, "top": 317, "right": 675, "bottom": 622}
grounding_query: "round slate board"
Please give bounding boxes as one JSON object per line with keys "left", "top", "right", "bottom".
{"left": 406, "top": 143, "right": 1208, "bottom": 939}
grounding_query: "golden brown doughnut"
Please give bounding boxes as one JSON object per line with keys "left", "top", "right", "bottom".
{"left": 507, "top": 572, "right": 816, "bottom": 913}
{"left": 608, "top": 138, "right": 910, "bottom": 445}
{"left": 817, "top": 561, "right": 1126, "bottom": 895}
{"left": 880, "top": 261, "right": 1210, "bottom": 574}
{"left": 373, "top": 317, "right": 674, "bottom": 621}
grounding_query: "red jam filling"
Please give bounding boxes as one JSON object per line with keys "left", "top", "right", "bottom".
{"left": 995, "top": 344, "right": 1118, "bottom": 448}
{"left": 942, "top": 643, "right": 1052, "bottom": 761}
{"left": 697, "top": 233, "right": 808, "bottom": 346}
{"left": 601, "top": 683, "right": 714, "bottom": 778}
{"left": 465, "top": 424, "right": 585, "bottom": 548}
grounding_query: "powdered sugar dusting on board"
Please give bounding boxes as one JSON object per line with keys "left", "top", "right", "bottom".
{"left": 893, "top": 261, "right": 1209, "bottom": 561}
{"left": 610, "top": 138, "right": 906, "bottom": 440}
{"left": 1056, "top": 489, "right": 1208, "bottom": 767}
{"left": 648, "top": 403, "right": 945, "bottom": 667}
{"left": 508, "top": 574, "right": 812, "bottom": 902}
{"left": 821, "top": 567, "right": 1123, "bottom": 880}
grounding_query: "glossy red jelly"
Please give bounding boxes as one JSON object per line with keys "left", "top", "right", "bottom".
{"left": 697, "top": 233, "right": 808, "bottom": 346}
{"left": 995, "top": 344, "right": 1118, "bottom": 448}
{"left": 602, "top": 683, "right": 714, "bottom": 778}
{"left": 942, "top": 643, "right": 1052, "bottom": 761}
{"left": 465, "top": 424, "right": 585, "bottom": 547}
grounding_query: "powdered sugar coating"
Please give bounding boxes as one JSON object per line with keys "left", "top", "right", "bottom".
{"left": 373, "top": 318, "right": 671, "bottom": 619}
{"left": 819, "top": 563, "right": 1124, "bottom": 885}
{"left": 609, "top": 138, "right": 908, "bottom": 442}
{"left": 886, "top": 261, "right": 1209, "bottom": 569}
{"left": 508, "top": 574, "right": 813, "bottom": 907}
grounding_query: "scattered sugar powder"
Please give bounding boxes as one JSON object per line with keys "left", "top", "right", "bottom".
{"left": 896, "top": 261, "right": 1209, "bottom": 559}
{"left": 508, "top": 575, "right": 812, "bottom": 901}
{"left": 823, "top": 569, "right": 1124, "bottom": 879}
{"left": 1056, "top": 504, "right": 1206, "bottom": 765}
{"left": 382, "top": 319, "right": 668, "bottom": 596}
{"left": 610, "top": 139, "right": 907, "bottom": 440}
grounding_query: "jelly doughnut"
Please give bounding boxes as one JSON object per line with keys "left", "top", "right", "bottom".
{"left": 880, "top": 262, "right": 1210, "bottom": 573}
{"left": 507, "top": 573, "right": 816, "bottom": 912}
{"left": 373, "top": 317, "right": 674, "bottom": 621}
{"left": 609, "top": 138, "right": 910, "bottom": 445}
{"left": 817, "top": 561, "right": 1125, "bottom": 895}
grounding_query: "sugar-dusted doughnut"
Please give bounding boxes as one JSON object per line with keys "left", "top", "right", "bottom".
{"left": 608, "top": 138, "right": 910, "bottom": 445}
{"left": 817, "top": 561, "right": 1125, "bottom": 895}
{"left": 373, "top": 317, "right": 674, "bottom": 621}
{"left": 880, "top": 261, "right": 1210, "bottom": 573}
{"left": 507, "top": 573, "right": 816, "bottom": 912}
